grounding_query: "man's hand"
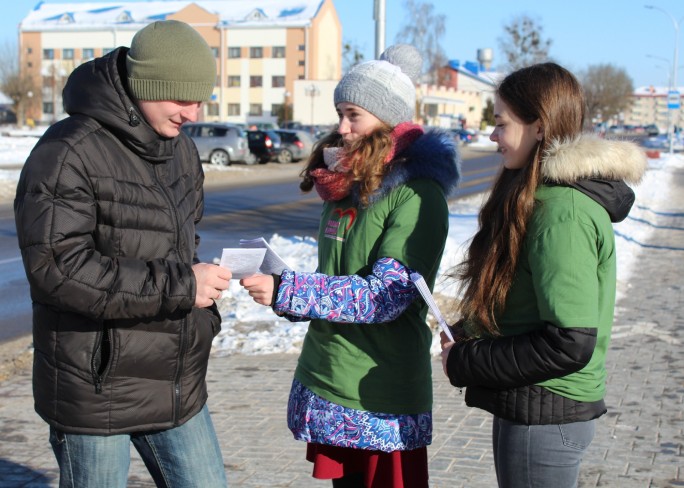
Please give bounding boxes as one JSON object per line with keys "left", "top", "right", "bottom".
{"left": 192, "top": 263, "right": 231, "bottom": 308}
{"left": 240, "top": 274, "right": 275, "bottom": 306}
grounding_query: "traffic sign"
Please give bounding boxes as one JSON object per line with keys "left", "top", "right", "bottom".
{"left": 667, "top": 90, "right": 680, "bottom": 110}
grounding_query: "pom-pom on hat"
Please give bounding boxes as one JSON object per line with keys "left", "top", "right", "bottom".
{"left": 126, "top": 20, "right": 216, "bottom": 102}
{"left": 334, "top": 44, "right": 422, "bottom": 127}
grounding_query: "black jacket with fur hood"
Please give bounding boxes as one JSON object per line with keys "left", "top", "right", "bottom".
{"left": 14, "top": 48, "right": 221, "bottom": 434}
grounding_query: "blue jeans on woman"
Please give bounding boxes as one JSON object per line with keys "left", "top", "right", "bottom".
{"left": 492, "top": 416, "right": 595, "bottom": 488}
{"left": 49, "top": 404, "right": 227, "bottom": 488}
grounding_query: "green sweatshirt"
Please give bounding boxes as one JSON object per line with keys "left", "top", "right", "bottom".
{"left": 501, "top": 185, "right": 617, "bottom": 401}
{"left": 294, "top": 179, "right": 449, "bottom": 414}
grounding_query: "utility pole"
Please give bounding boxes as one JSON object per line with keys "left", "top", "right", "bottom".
{"left": 305, "top": 84, "right": 320, "bottom": 132}
{"left": 645, "top": 5, "right": 683, "bottom": 154}
{"left": 374, "top": 0, "right": 386, "bottom": 59}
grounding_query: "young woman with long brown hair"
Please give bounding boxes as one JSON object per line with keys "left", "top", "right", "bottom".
{"left": 441, "top": 62, "right": 646, "bottom": 487}
{"left": 241, "top": 45, "right": 460, "bottom": 487}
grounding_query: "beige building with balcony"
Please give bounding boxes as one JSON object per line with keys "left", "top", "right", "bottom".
{"left": 624, "top": 85, "right": 683, "bottom": 132}
{"left": 18, "top": 0, "right": 341, "bottom": 125}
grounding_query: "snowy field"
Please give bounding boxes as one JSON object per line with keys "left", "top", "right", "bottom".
{"left": 1, "top": 128, "right": 680, "bottom": 356}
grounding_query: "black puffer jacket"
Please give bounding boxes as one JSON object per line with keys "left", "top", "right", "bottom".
{"left": 14, "top": 48, "right": 221, "bottom": 435}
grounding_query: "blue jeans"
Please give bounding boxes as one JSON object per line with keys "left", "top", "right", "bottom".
{"left": 49, "top": 405, "right": 227, "bottom": 488}
{"left": 492, "top": 416, "right": 595, "bottom": 488}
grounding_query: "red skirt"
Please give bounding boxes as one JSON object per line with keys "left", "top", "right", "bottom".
{"left": 306, "top": 443, "right": 429, "bottom": 488}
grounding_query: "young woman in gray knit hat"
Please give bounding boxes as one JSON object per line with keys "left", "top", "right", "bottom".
{"left": 15, "top": 20, "right": 231, "bottom": 486}
{"left": 241, "top": 44, "right": 461, "bottom": 487}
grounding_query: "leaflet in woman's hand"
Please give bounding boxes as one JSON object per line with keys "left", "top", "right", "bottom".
{"left": 238, "top": 237, "right": 291, "bottom": 275}
{"left": 410, "top": 272, "right": 455, "bottom": 342}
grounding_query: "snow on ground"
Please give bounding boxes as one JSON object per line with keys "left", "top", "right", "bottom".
{"left": 210, "top": 148, "right": 682, "bottom": 357}
{"left": 1, "top": 128, "right": 681, "bottom": 356}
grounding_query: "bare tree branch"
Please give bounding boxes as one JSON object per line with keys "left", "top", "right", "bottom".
{"left": 0, "top": 40, "right": 37, "bottom": 127}
{"left": 394, "top": 0, "right": 447, "bottom": 85}
{"left": 342, "top": 41, "right": 365, "bottom": 75}
{"left": 498, "top": 15, "right": 552, "bottom": 72}
{"left": 580, "top": 64, "right": 634, "bottom": 123}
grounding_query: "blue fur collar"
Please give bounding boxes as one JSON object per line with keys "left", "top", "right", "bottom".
{"left": 355, "top": 129, "right": 461, "bottom": 206}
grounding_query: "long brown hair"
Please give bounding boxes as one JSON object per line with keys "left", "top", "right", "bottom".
{"left": 457, "top": 63, "right": 585, "bottom": 336}
{"left": 300, "top": 123, "right": 394, "bottom": 207}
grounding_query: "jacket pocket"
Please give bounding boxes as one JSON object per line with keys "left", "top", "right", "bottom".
{"left": 204, "top": 303, "right": 222, "bottom": 338}
{"left": 91, "top": 328, "right": 112, "bottom": 394}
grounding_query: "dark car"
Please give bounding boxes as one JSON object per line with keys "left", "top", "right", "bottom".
{"left": 644, "top": 124, "right": 660, "bottom": 136}
{"left": 273, "top": 129, "right": 316, "bottom": 163}
{"left": 0, "top": 108, "right": 17, "bottom": 124}
{"left": 247, "top": 129, "right": 282, "bottom": 164}
{"left": 181, "top": 122, "right": 252, "bottom": 165}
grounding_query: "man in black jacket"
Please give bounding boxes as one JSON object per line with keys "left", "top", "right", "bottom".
{"left": 14, "top": 20, "right": 231, "bottom": 487}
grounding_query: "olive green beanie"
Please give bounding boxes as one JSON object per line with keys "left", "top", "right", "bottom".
{"left": 126, "top": 20, "right": 216, "bottom": 102}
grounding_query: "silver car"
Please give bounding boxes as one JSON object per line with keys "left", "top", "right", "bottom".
{"left": 182, "top": 122, "right": 254, "bottom": 166}
{"left": 273, "top": 129, "right": 316, "bottom": 163}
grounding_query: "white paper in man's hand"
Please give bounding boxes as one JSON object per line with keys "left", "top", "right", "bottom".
{"left": 220, "top": 248, "right": 266, "bottom": 279}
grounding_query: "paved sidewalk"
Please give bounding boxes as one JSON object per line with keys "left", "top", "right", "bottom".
{"left": 1, "top": 168, "right": 683, "bottom": 487}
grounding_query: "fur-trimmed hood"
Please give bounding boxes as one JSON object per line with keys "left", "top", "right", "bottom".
{"left": 358, "top": 128, "right": 461, "bottom": 206}
{"left": 542, "top": 134, "right": 646, "bottom": 184}
{"left": 542, "top": 134, "right": 648, "bottom": 223}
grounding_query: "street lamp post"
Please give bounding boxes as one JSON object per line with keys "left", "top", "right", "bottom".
{"left": 645, "top": 5, "right": 683, "bottom": 154}
{"left": 646, "top": 54, "right": 672, "bottom": 84}
{"left": 304, "top": 84, "right": 320, "bottom": 134}
{"left": 647, "top": 54, "right": 673, "bottom": 137}
{"left": 283, "top": 90, "right": 290, "bottom": 128}
{"left": 373, "top": 0, "right": 386, "bottom": 59}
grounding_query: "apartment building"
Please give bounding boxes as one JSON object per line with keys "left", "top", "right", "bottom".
{"left": 18, "top": 0, "right": 341, "bottom": 125}
{"left": 623, "top": 85, "right": 683, "bottom": 131}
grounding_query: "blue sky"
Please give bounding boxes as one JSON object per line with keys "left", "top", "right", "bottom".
{"left": 4, "top": 0, "right": 684, "bottom": 89}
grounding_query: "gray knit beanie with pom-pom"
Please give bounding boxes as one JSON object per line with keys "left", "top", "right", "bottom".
{"left": 334, "top": 44, "right": 422, "bottom": 127}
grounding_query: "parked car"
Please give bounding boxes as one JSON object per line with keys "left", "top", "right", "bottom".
{"left": 247, "top": 121, "right": 279, "bottom": 130}
{"left": 273, "top": 129, "right": 316, "bottom": 163}
{"left": 246, "top": 129, "right": 282, "bottom": 164}
{"left": 449, "top": 128, "right": 478, "bottom": 145}
{"left": 642, "top": 134, "right": 669, "bottom": 150}
{"left": 181, "top": 122, "right": 252, "bottom": 166}
{"left": 0, "top": 108, "right": 17, "bottom": 125}
{"left": 644, "top": 124, "right": 660, "bottom": 136}
{"left": 281, "top": 122, "right": 332, "bottom": 139}
{"left": 280, "top": 121, "right": 303, "bottom": 130}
